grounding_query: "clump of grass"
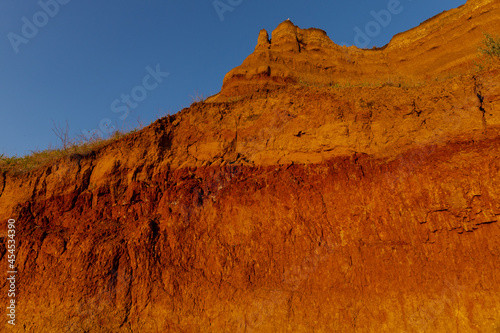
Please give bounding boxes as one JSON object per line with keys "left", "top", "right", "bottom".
{"left": 228, "top": 96, "right": 242, "bottom": 103}
{"left": 299, "top": 79, "right": 311, "bottom": 87}
{"left": 190, "top": 90, "right": 206, "bottom": 104}
{"left": 1, "top": 138, "right": 107, "bottom": 175}
{"left": 0, "top": 128, "right": 131, "bottom": 175}
{"left": 1, "top": 149, "right": 69, "bottom": 175}
{"left": 479, "top": 33, "right": 500, "bottom": 60}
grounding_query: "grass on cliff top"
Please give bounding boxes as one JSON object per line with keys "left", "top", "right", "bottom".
{"left": 298, "top": 33, "right": 500, "bottom": 89}
{"left": 0, "top": 130, "right": 128, "bottom": 176}
{"left": 2, "top": 36, "right": 499, "bottom": 176}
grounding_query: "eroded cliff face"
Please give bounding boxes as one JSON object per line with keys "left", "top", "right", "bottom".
{"left": 1, "top": 0, "right": 500, "bottom": 332}
{"left": 218, "top": 0, "right": 500, "bottom": 98}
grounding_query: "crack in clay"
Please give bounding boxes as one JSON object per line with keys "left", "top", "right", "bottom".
{"left": 473, "top": 76, "right": 487, "bottom": 134}
{"left": 0, "top": 171, "right": 6, "bottom": 199}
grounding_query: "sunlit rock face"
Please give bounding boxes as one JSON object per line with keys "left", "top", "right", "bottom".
{"left": 1, "top": 0, "right": 500, "bottom": 332}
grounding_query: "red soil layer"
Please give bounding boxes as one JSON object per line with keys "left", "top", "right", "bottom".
{"left": 1, "top": 0, "right": 499, "bottom": 331}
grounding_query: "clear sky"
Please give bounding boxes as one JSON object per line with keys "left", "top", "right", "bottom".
{"left": 0, "top": 0, "right": 466, "bottom": 157}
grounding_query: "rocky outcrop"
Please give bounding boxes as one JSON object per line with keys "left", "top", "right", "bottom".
{"left": 1, "top": 133, "right": 500, "bottom": 332}
{"left": 219, "top": 0, "right": 500, "bottom": 98}
{"left": 1, "top": 0, "right": 500, "bottom": 332}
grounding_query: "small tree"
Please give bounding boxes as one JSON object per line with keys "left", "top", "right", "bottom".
{"left": 480, "top": 33, "right": 500, "bottom": 59}
{"left": 51, "top": 120, "right": 71, "bottom": 149}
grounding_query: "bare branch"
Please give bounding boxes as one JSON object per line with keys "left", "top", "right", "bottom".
{"left": 51, "top": 120, "right": 70, "bottom": 149}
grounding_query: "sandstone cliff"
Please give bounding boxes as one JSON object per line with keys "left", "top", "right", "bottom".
{"left": 219, "top": 0, "right": 499, "bottom": 97}
{"left": 1, "top": 0, "right": 500, "bottom": 332}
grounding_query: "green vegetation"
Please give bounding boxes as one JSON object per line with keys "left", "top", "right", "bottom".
{"left": 0, "top": 127, "right": 130, "bottom": 175}
{"left": 480, "top": 33, "right": 500, "bottom": 59}
{"left": 299, "top": 79, "right": 311, "bottom": 87}
{"left": 227, "top": 97, "right": 240, "bottom": 103}
{"left": 473, "top": 33, "right": 500, "bottom": 72}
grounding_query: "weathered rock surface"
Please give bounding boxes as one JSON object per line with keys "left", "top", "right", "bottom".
{"left": 1, "top": 0, "right": 500, "bottom": 332}
{"left": 219, "top": 0, "right": 500, "bottom": 98}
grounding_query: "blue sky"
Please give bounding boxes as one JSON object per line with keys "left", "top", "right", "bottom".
{"left": 0, "top": 0, "right": 466, "bottom": 157}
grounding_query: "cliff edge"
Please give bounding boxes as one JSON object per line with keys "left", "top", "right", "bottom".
{"left": 1, "top": 0, "right": 500, "bottom": 332}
